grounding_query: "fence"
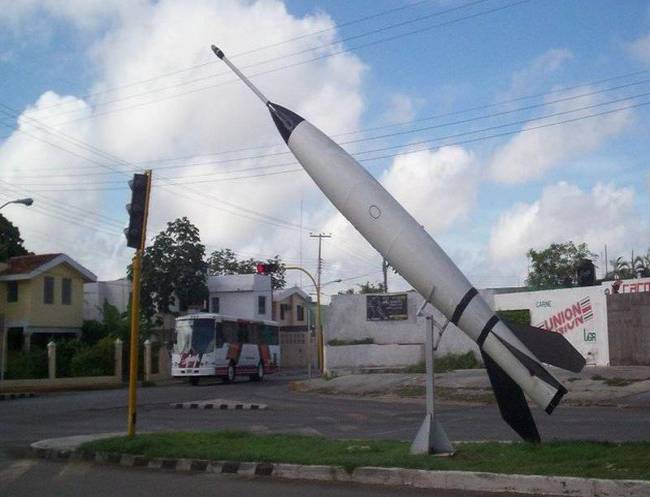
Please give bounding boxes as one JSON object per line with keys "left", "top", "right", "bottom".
{"left": 0, "top": 338, "right": 170, "bottom": 392}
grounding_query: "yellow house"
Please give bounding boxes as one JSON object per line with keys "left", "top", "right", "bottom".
{"left": 0, "top": 253, "right": 96, "bottom": 351}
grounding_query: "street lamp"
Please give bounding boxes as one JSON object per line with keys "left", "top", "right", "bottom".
{"left": 0, "top": 198, "right": 34, "bottom": 211}
{"left": 0, "top": 197, "right": 33, "bottom": 386}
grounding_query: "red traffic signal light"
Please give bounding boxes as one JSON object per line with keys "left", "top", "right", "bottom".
{"left": 256, "top": 263, "right": 278, "bottom": 274}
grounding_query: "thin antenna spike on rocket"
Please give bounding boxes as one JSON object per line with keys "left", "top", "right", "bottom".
{"left": 211, "top": 45, "right": 269, "bottom": 105}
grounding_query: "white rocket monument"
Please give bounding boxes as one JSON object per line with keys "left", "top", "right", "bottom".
{"left": 212, "top": 45, "right": 585, "bottom": 442}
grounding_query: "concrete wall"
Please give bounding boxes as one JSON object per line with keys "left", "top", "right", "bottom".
{"left": 325, "top": 344, "right": 424, "bottom": 371}
{"left": 324, "top": 292, "right": 480, "bottom": 370}
{"left": 494, "top": 285, "right": 610, "bottom": 366}
{"left": 607, "top": 292, "right": 650, "bottom": 365}
{"left": 84, "top": 279, "right": 130, "bottom": 321}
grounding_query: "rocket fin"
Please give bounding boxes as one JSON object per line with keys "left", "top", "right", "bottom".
{"left": 481, "top": 351, "right": 541, "bottom": 443}
{"left": 504, "top": 322, "right": 586, "bottom": 373}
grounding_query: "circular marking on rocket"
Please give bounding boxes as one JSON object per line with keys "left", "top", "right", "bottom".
{"left": 369, "top": 205, "right": 381, "bottom": 219}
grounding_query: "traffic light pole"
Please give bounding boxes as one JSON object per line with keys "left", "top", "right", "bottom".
{"left": 127, "top": 250, "right": 142, "bottom": 437}
{"left": 126, "top": 170, "right": 152, "bottom": 438}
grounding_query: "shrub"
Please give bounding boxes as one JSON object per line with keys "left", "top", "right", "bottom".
{"left": 434, "top": 351, "right": 481, "bottom": 372}
{"left": 81, "top": 320, "right": 108, "bottom": 346}
{"left": 70, "top": 337, "right": 115, "bottom": 377}
{"left": 6, "top": 348, "right": 48, "bottom": 379}
{"left": 327, "top": 337, "right": 374, "bottom": 346}
{"left": 55, "top": 338, "right": 84, "bottom": 377}
{"left": 496, "top": 309, "right": 531, "bottom": 326}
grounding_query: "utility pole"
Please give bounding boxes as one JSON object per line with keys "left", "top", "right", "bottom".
{"left": 310, "top": 233, "right": 331, "bottom": 372}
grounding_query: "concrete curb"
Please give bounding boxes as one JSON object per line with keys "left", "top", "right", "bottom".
{"left": 170, "top": 399, "right": 267, "bottom": 410}
{"left": 0, "top": 392, "right": 36, "bottom": 401}
{"left": 29, "top": 443, "right": 650, "bottom": 496}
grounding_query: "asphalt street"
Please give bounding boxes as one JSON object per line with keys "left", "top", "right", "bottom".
{"left": 2, "top": 372, "right": 650, "bottom": 496}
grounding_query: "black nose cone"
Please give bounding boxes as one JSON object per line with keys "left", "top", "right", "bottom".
{"left": 267, "top": 102, "right": 304, "bottom": 143}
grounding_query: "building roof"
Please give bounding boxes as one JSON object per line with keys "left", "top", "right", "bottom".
{"left": 274, "top": 286, "right": 311, "bottom": 302}
{"left": 0, "top": 253, "right": 97, "bottom": 282}
{"left": 207, "top": 273, "right": 271, "bottom": 293}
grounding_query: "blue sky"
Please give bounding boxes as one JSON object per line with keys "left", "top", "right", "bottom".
{"left": 1, "top": 0, "right": 649, "bottom": 292}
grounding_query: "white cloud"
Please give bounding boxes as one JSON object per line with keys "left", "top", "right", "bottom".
{"left": 487, "top": 87, "right": 633, "bottom": 184}
{"left": 487, "top": 181, "right": 642, "bottom": 281}
{"left": 0, "top": 0, "right": 368, "bottom": 280}
{"left": 502, "top": 48, "right": 573, "bottom": 100}
{"left": 317, "top": 146, "right": 478, "bottom": 294}
{"left": 627, "top": 33, "right": 650, "bottom": 66}
{"left": 379, "top": 94, "right": 417, "bottom": 125}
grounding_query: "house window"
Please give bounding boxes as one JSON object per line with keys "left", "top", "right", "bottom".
{"left": 62, "top": 278, "right": 72, "bottom": 305}
{"left": 211, "top": 297, "right": 220, "bottom": 313}
{"left": 297, "top": 304, "right": 305, "bottom": 322}
{"left": 280, "top": 303, "right": 291, "bottom": 320}
{"left": 258, "top": 295, "right": 266, "bottom": 315}
{"left": 43, "top": 276, "right": 54, "bottom": 304}
{"left": 7, "top": 281, "right": 18, "bottom": 303}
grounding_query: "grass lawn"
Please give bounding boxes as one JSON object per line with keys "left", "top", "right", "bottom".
{"left": 82, "top": 432, "right": 650, "bottom": 480}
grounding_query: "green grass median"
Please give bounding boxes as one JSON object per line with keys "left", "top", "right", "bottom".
{"left": 82, "top": 432, "right": 650, "bottom": 480}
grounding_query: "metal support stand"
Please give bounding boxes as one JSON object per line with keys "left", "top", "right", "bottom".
{"left": 410, "top": 294, "right": 454, "bottom": 456}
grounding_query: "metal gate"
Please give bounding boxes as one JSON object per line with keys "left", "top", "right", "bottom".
{"left": 279, "top": 331, "right": 316, "bottom": 368}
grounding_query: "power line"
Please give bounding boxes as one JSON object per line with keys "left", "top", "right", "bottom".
{"left": 2, "top": 0, "right": 524, "bottom": 131}
{"left": 10, "top": 90, "right": 650, "bottom": 190}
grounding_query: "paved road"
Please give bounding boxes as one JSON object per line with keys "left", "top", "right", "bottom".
{"left": 0, "top": 457, "right": 534, "bottom": 497}
{"left": 2, "top": 372, "right": 649, "bottom": 496}
{"left": 2, "top": 372, "right": 650, "bottom": 453}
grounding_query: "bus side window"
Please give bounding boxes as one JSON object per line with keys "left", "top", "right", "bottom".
{"left": 261, "top": 324, "right": 279, "bottom": 345}
{"left": 237, "top": 322, "right": 249, "bottom": 343}
{"left": 270, "top": 325, "right": 279, "bottom": 345}
{"left": 215, "top": 322, "right": 224, "bottom": 348}
{"left": 223, "top": 321, "right": 238, "bottom": 344}
{"left": 249, "top": 322, "right": 260, "bottom": 344}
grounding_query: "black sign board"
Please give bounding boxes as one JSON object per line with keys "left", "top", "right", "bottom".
{"left": 366, "top": 294, "right": 408, "bottom": 321}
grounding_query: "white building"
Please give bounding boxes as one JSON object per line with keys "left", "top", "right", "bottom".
{"left": 207, "top": 274, "right": 272, "bottom": 321}
{"left": 83, "top": 278, "right": 131, "bottom": 321}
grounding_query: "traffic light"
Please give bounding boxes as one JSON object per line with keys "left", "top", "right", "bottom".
{"left": 124, "top": 173, "right": 151, "bottom": 249}
{"left": 256, "top": 263, "right": 278, "bottom": 274}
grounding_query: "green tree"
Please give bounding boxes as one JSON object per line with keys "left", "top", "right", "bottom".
{"left": 136, "top": 217, "right": 208, "bottom": 319}
{"left": 606, "top": 256, "right": 633, "bottom": 280}
{"left": 526, "top": 242, "right": 596, "bottom": 290}
{"left": 207, "top": 248, "right": 286, "bottom": 290}
{"left": 338, "top": 281, "right": 386, "bottom": 294}
{"left": 0, "top": 214, "right": 30, "bottom": 262}
{"left": 633, "top": 251, "right": 650, "bottom": 278}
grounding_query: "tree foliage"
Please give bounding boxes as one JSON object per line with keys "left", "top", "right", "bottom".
{"left": 207, "top": 248, "right": 286, "bottom": 290}
{"left": 526, "top": 242, "right": 595, "bottom": 290}
{"left": 137, "top": 217, "right": 208, "bottom": 319}
{"left": 0, "top": 214, "right": 30, "bottom": 262}
{"left": 338, "top": 281, "right": 386, "bottom": 295}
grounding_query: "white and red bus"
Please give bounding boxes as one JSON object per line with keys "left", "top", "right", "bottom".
{"left": 171, "top": 313, "right": 280, "bottom": 385}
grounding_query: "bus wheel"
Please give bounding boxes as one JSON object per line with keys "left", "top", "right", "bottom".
{"left": 224, "top": 364, "right": 236, "bottom": 384}
{"left": 250, "top": 362, "right": 264, "bottom": 382}
{"left": 189, "top": 377, "right": 200, "bottom": 386}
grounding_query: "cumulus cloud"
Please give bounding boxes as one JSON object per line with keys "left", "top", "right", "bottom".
{"left": 318, "top": 146, "right": 478, "bottom": 294}
{"left": 503, "top": 48, "right": 573, "bottom": 99}
{"left": 627, "top": 33, "right": 650, "bottom": 66}
{"left": 0, "top": 0, "right": 367, "bottom": 279}
{"left": 487, "top": 87, "right": 633, "bottom": 184}
{"left": 487, "top": 181, "right": 642, "bottom": 281}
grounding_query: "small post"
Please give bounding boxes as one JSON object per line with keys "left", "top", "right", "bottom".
{"left": 47, "top": 341, "right": 56, "bottom": 380}
{"left": 114, "top": 338, "right": 123, "bottom": 379}
{"left": 144, "top": 339, "right": 152, "bottom": 382}
{"left": 411, "top": 300, "right": 454, "bottom": 456}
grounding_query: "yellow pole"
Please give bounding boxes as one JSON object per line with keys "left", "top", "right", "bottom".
{"left": 127, "top": 251, "right": 142, "bottom": 437}
{"left": 284, "top": 266, "right": 324, "bottom": 374}
{"left": 127, "top": 170, "right": 152, "bottom": 438}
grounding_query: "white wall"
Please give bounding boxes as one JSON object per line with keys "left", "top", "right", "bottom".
{"left": 83, "top": 279, "right": 130, "bottom": 321}
{"left": 494, "top": 286, "right": 609, "bottom": 366}
{"left": 601, "top": 277, "right": 650, "bottom": 294}
{"left": 324, "top": 292, "right": 481, "bottom": 371}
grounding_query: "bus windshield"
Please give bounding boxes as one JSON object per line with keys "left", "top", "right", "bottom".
{"left": 173, "top": 318, "right": 215, "bottom": 354}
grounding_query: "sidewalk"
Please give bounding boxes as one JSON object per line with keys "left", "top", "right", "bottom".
{"left": 291, "top": 366, "right": 650, "bottom": 408}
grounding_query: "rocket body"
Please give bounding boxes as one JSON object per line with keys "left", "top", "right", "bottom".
{"left": 285, "top": 114, "right": 562, "bottom": 411}
{"left": 211, "top": 45, "right": 584, "bottom": 441}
